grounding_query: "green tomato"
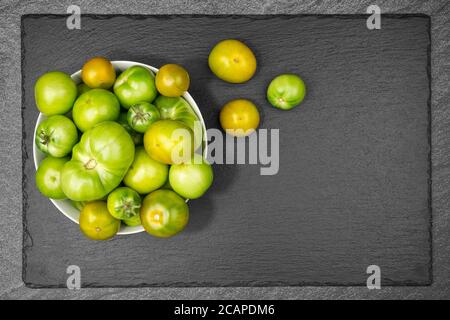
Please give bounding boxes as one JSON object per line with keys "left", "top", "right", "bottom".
{"left": 61, "top": 121, "right": 135, "bottom": 201}
{"left": 169, "top": 154, "right": 213, "bottom": 199}
{"left": 127, "top": 102, "right": 160, "bottom": 133}
{"left": 140, "top": 189, "right": 189, "bottom": 238}
{"left": 266, "top": 74, "right": 306, "bottom": 110}
{"left": 107, "top": 187, "right": 142, "bottom": 220}
{"left": 154, "top": 95, "right": 202, "bottom": 149}
{"left": 113, "top": 66, "right": 158, "bottom": 109}
{"left": 117, "top": 112, "right": 143, "bottom": 145}
{"left": 123, "top": 146, "right": 168, "bottom": 194}
{"left": 35, "top": 115, "right": 78, "bottom": 158}
{"left": 72, "top": 89, "right": 120, "bottom": 132}
{"left": 123, "top": 214, "right": 142, "bottom": 227}
{"left": 36, "top": 156, "right": 69, "bottom": 199}
{"left": 35, "top": 71, "right": 77, "bottom": 116}
{"left": 77, "top": 83, "right": 91, "bottom": 96}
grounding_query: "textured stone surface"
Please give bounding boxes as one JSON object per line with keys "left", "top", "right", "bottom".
{"left": 1, "top": 0, "right": 450, "bottom": 299}
{"left": 22, "top": 14, "right": 431, "bottom": 288}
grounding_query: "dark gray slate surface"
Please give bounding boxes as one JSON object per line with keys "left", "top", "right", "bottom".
{"left": 22, "top": 15, "right": 430, "bottom": 287}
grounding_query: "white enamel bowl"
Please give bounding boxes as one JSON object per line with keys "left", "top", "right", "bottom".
{"left": 33, "top": 61, "right": 208, "bottom": 235}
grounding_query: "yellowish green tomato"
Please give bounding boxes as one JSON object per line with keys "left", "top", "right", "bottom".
{"left": 140, "top": 189, "right": 189, "bottom": 238}
{"left": 144, "top": 119, "right": 194, "bottom": 164}
{"left": 35, "top": 156, "right": 69, "bottom": 199}
{"left": 169, "top": 154, "right": 213, "bottom": 199}
{"left": 266, "top": 74, "right": 306, "bottom": 110}
{"left": 72, "top": 89, "right": 120, "bottom": 132}
{"left": 107, "top": 187, "right": 142, "bottom": 220}
{"left": 35, "top": 71, "right": 77, "bottom": 116}
{"left": 123, "top": 146, "right": 168, "bottom": 194}
{"left": 219, "top": 99, "right": 260, "bottom": 137}
{"left": 208, "top": 39, "right": 257, "bottom": 83}
{"left": 155, "top": 64, "right": 190, "bottom": 97}
{"left": 79, "top": 201, "right": 120, "bottom": 240}
{"left": 35, "top": 115, "right": 78, "bottom": 158}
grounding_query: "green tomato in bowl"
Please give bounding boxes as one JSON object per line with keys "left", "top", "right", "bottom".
{"left": 35, "top": 71, "right": 77, "bottom": 116}
{"left": 127, "top": 102, "right": 160, "bottom": 133}
{"left": 61, "top": 121, "right": 135, "bottom": 201}
{"left": 113, "top": 66, "right": 158, "bottom": 109}
{"left": 169, "top": 154, "right": 213, "bottom": 199}
{"left": 72, "top": 89, "right": 120, "bottom": 132}
{"left": 107, "top": 187, "right": 142, "bottom": 220}
{"left": 266, "top": 74, "right": 306, "bottom": 110}
{"left": 117, "top": 112, "right": 143, "bottom": 145}
{"left": 123, "top": 146, "right": 168, "bottom": 194}
{"left": 35, "top": 115, "right": 78, "bottom": 158}
{"left": 123, "top": 214, "right": 142, "bottom": 227}
{"left": 154, "top": 95, "right": 202, "bottom": 149}
{"left": 140, "top": 189, "right": 189, "bottom": 238}
{"left": 36, "top": 156, "right": 69, "bottom": 199}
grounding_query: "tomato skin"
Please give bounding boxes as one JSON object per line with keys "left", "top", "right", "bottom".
{"left": 155, "top": 64, "right": 190, "bottom": 97}
{"left": 154, "top": 95, "right": 202, "bottom": 150}
{"left": 117, "top": 112, "right": 143, "bottom": 145}
{"left": 61, "top": 121, "right": 135, "bottom": 201}
{"left": 79, "top": 201, "right": 120, "bottom": 240}
{"left": 36, "top": 156, "right": 69, "bottom": 199}
{"left": 144, "top": 120, "right": 194, "bottom": 165}
{"left": 169, "top": 154, "right": 213, "bottom": 199}
{"left": 81, "top": 57, "right": 116, "bottom": 89}
{"left": 107, "top": 187, "right": 142, "bottom": 220}
{"left": 127, "top": 102, "right": 160, "bottom": 133}
{"left": 72, "top": 89, "right": 120, "bottom": 132}
{"left": 35, "top": 71, "right": 77, "bottom": 116}
{"left": 219, "top": 99, "right": 260, "bottom": 136}
{"left": 140, "top": 190, "right": 189, "bottom": 238}
{"left": 113, "top": 66, "right": 158, "bottom": 109}
{"left": 208, "top": 39, "right": 257, "bottom": 83}
{"left": 267, "top": 74, "right": 306, "bottom": 110}
{"left": 123, "top": 146, "right": 168, "bottom": 194}
{"left": 35, "top": 115, "right": 78, "bottom": 158}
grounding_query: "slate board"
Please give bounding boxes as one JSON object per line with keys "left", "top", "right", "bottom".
{"left": 22, "top": 14, "right": 431, "bottom": 287}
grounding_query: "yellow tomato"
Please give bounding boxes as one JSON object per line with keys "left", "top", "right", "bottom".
{"left": 144, "top": 120, "right": 194, "bottom": 164}
{"left": 208, "top": 39, "right": 257, "bottom": 83}
{"left": 79, "top": 201, "right": 120, "bottom": 241}
{"left": 155, "top": 64, "right": 190, "bottom": 97}
{"left": 81, "top": 57, "right": 116, "bottom": 89}
{"left": 219, "top": 99, "right": 260, "bottom": 136}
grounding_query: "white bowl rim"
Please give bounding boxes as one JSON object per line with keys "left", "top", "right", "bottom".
{"left": 33, "top": 60, "right": 208, "bottom": 235}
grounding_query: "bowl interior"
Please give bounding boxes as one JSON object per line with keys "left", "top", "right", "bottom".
{"left": 33, "top": 61, "right": 208, "bottom": 235}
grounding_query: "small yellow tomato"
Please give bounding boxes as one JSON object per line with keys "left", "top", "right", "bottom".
{"left": 208, "top": 39, "right": 257, "bottom": 83}
{"left": 81, "top": 57, "right": 116, "bottom": 89}
{"left": 155, "top": 64, "right": 190, "bottom": 97}
{"left": 79, "top": 201, "right": 120, "bottom": 241}
{"left": 219, "top": 99, "right": 260, "bottom": 136}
